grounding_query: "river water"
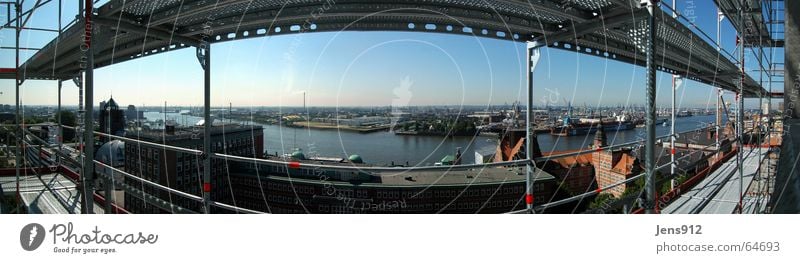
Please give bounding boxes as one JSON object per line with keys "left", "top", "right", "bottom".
{"left": 142, "top": 112, "right": 719, "bottom": 166}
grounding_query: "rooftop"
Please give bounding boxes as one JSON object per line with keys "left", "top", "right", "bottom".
{"left": 238, "top": 156, "right": 555, "bottom": 187}
{"left": 125, "top": 124, "right": 262, "bottom": 142}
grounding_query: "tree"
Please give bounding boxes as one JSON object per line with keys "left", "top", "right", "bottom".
{"left": 589, "top": 193, "right": 617, "bottom": 210}
{"left": 53, "top": 110, "right": 77, "bottom": 142}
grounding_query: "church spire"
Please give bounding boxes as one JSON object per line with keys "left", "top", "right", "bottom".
{"left": 594, "top": 122, "right": 607, "bottom": 149}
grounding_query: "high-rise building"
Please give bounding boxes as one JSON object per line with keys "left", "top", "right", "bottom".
{"left": 123, "top": 124, "right": 264, "bottom": 213}
{"left": 126, "top": 104, "right": 138, "bottom": 121}
{"left": 99, "top": 97, "right": 126, "bottom": 142}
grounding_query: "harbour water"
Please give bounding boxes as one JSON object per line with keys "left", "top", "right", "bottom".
{"left": 142, "top": 112, "right": 719, "bottom": 166}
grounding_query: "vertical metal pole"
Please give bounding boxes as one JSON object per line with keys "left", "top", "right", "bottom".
{"left": 644, "top": 0, "right": 659, "bottom": 214}
{"left": 758, "top": 47, "right": 763, "bottom": 177}
{"left": 672, "top": 0, "right": 677, "bottom": 18}
{"left": 717, "top": 8, "right": 723, "bottom": 51}
{"left": 717, "top": 88, "right": 722, "bottom": 152}
{"left": 525, "top": 45, "right": 533, "bottom": 213}
{"left": 14, "top": 0, "right": 21, "bottom": 213}
{"left": 81, "top": 0, "right": 95, "bottom": 214}
{"left": 670, "top": 0, "right": 678, "bottom": 193}
{"left": 716, "top": 7, "right": 723, "bottom": 157}
{"left": 76, "top": 76, "right": 86, "bottom": 211}
{"left": 767, "top": 10, "right": 773, "bottom": 192}
{"left": 670, "top": 75, "right": 677, "bottom": 190}
{"left": 737, "top": 1, "right": 746, "bottom": 214}
{"left": 57, "top": 81, "right": 62, "bottom": 163}
{"left": 56, "top": 0, "right": 62, "bottom": 163}
{"left": 202, "top": 44, "right": 212, "bottom": 213}
{"left": 524, "top": 42, "right": 541, "bottom": 214}
{"left": 736, "top": 91, "right": 743, "bottom": 212}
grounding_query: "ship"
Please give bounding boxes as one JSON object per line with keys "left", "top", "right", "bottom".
{"left": 676, "top": 110, "right": 693, "bottom": 117}
{"left": 550, "top": 112, "right": 635, "bottom": 136}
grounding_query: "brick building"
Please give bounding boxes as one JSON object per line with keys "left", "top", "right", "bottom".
{"left": 592, "top": 125, "right": 640, "bottom": 197}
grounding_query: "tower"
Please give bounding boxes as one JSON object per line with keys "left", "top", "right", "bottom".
{"left": 593, "top": 123, "right": 607, "bottom": 149}
{"left": 99, "top": 96, "right": 126, "bottom": 142}
{"left": 592, "top": 122, "right": 639, "bottom": 197}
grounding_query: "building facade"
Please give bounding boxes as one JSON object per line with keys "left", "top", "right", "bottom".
{"left": 592, "top": 125, "right": 640, "bottom": 197}
{"left": 99, "top": 97, "right": 126, "bottom": 142}
{"left": 123, "top": 124, "right": 264, "bottom": 213}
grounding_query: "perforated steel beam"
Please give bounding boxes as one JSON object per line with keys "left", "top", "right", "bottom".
{"left": 644, "top": 0, "right": 658, "bottom": 214}
{"left": 17, "top": 0, "right": 768, "bottom": 100}
{"left": 93, "top": 16, "right": 201, "bottom": 46}
{"left": 531, "top": 8, "right": 647, "bottom": 48}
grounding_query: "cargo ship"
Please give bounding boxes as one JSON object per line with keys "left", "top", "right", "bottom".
{"left": 550, "top": 113, "right": 635, "bottom": 136}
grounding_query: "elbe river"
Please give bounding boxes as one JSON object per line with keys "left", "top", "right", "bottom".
{"left": 144, "top": 112, "right": 718, "bottom": 166}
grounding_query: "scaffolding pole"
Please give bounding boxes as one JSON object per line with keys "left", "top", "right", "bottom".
{"left": 717, "top": 88, "right": 722, "bottom": 155}
{"left": 737, "top": 0, "right": 746, "bottom": 214}
{"left": 670, "top": 0, "right": 677, "bottom": 192}
{"left": 57, "top": 80, "right": 62, "bottom": 164}
{"left": 200, "top": 40, "right": 212, "bottom": 214}
{"left": 81, "top": 0, "right": 95, "bottom": 214}
{"left": 716, "top": 7, "right": 724, "bottom": 161}
{"left": 671, "top": 75, "right": 681, "bottom": 190}
{"left": 14, "top": 0, "right": 21, "bottom": 213}
{"left": 644, "top": 0, "right": 659, "bottom": 214}
{"left": 758, "top": 45, "right": 763, "bottom": 179}
{"left": 525, "top": 42, "right": 541, "bottom": 213}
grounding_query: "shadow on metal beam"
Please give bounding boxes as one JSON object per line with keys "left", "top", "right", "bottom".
{"left": 771, "top": 120, "right": 800, "bottom": 213}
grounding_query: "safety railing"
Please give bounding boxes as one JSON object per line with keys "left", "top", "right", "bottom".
{"left": 508, "top": 137, "right": 733, "bottom": 214}
{"left": 24, "top": 125, "right": 261, "bottom": 214}
{"left": 54, "top": 122, "right": 727, "bottom": 214}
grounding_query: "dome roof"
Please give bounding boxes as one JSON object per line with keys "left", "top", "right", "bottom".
{"left": 95, "top": 139, "right": 125, "bottom": 165}
{"left": 291, "top": 149, "right": 306, "bottom": 160}
{"left": 348, "top": 154, "right": 363, "bottom": 164}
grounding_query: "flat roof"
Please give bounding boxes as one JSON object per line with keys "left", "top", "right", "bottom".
{"left": 236, "top": 165, "right": 555, "bottom": 188}
{"left": 125, "top": 124, "right": 262, "bottom": 142}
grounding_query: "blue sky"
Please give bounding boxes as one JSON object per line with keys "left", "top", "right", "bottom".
{"left": 0, "top": 0, "right": 783, "bottom": 109}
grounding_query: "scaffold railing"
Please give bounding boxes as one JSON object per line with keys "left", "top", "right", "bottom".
{"left": 17, "top": 123, "right": 737, "bottom": 214}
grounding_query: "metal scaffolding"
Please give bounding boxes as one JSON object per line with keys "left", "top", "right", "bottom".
{"left": 0, "top": 0, "right": 784, "bottom": 214}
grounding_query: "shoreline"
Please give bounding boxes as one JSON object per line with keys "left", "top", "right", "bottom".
{"left": 288, "top": 121, "right": 391, "bottom": 133}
